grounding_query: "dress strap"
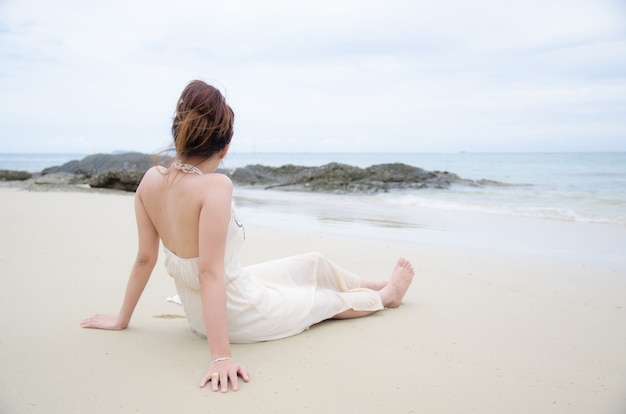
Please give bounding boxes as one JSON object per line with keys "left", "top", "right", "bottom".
{"left": 172, "top": 160, "right": 203, "bottom": 175}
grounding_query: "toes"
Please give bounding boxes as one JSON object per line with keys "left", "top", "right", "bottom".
{"left": 396, "top": 257, "right": 414, "bottom": 274}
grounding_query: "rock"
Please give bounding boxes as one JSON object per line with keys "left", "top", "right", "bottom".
{"left": 231, "top": 164, "right": 309, "bottom": 185}
{"left": 25, "top": 153, "right": 508, "bottom": 194}
{"left": 42, "top": 152, "right": 168, "bottom": 177}
{"left": 38, "top": 152, "right": 173, "bottom": 192}
{"left": 34, "top": 172, "right": 86, "bottom": 185}
{"left": 231, "top": 162, "right": 503, "bottom": 193}
{"left": 476, "top": 178, "right": 510, "bottom": 187}
{"left": 88, "top": 169, "right": 145, "bottom": 192}
{"left": 0, "top": 170, "right": 32, "bottom": 181}
{"left": 42, "top": 160, "right": 81, "bottom": 175}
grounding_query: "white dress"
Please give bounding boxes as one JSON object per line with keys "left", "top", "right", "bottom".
{"left": 162, "top": 211, "right": 383, "bottom": 343}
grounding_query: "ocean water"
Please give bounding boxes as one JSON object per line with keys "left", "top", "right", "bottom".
{"left": 226, "top": 152, "right": 626, "bottom": 227}
{"left": 0, "top": 153, "right": 88, "bottom": 174}
{"left": 2, "top": 151, "right": 624, "bottom": 263}
{"left": 1, "top": 152, "right": 625, "bottom": 227}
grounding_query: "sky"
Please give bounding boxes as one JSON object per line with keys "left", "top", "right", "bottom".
{"left": 1, "top": 0, "right": 625, "bottom": 154}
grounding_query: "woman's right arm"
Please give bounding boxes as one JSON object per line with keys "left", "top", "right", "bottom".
{"left": 81, "top": 187, "right": 160, "bottom": 330}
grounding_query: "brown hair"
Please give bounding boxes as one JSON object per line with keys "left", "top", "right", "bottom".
{"left": 171, "top": 80, "right": 234, "bottom": 159}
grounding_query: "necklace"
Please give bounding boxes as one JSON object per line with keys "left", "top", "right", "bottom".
{"left": 172, "top": 159, "right": 203, "bottom": 175}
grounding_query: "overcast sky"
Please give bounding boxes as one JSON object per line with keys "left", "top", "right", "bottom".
{"left": 1, "top": 0, "right": 625, "bottom": 154}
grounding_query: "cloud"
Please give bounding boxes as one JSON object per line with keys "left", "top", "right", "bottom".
{"left": 1, "top": 0, "right": 625, "bottom": 153}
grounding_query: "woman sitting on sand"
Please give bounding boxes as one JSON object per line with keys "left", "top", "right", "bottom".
{"left": 80, "top": 80, "right": 414, "bottom": 393}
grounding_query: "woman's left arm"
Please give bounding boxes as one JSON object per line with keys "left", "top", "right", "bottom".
{"left": 196, "top": 175, "right": 249, "bottom": 392}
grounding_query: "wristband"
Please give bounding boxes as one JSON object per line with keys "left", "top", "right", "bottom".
{"left": 209, "top": 356, "right": 233, "bottom": 365}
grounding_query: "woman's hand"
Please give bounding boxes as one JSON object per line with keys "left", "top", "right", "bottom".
{"left": 80, "top": 314, "right": 127, "bottom": 330}
{"left": 199, "top": 358, "right": 250, "bottom": 392}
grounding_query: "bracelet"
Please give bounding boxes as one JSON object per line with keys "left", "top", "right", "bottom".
{"left": 209, "top": 356, "right": 233, "bottom": 365}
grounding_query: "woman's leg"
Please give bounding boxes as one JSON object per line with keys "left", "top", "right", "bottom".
{"left": 332, "top": 309, "right": 377, "bottom": 319}
{"left": 360, "top": 280, "right": 387, "bottom": 290}
{"left": 333, "top": 257, "right": 414, "bottom": 319}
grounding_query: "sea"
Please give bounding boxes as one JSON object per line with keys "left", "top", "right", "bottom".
{"left": 2, "top": 151, "right": 624, "bottom": 225}
{"left": 2, "top": 151, "right": 625, "bottom": 263}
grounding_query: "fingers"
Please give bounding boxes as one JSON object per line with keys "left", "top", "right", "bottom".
{"left": 199, "top": 364, "right": 249, "bottom": 392}
{"left": 238, "top": 365, "right": 250, "bottom": 383}
{"left": 223, "top": 365, "right": 250, "bottom": 391}
{"left": 80, "top": 315, "right": 107, "bottom": 329}
{"left": 229, "top": 376, "right": 239, "bottom": 392}
{"left": 80, "top": 315, "right": 100, "bottom": 328}
{"left": 198, "top": 370, "right": 230, "bottom": 392}
{"left": 198, "top": 373, "right": 212, "bottom": 388}
{"left": 79, "top": 314, "right": 124, "bottom": 330}
{"left": 205, "top": 370, "right": 228, "bottom": 393}
{"left": 215, "top": 372, "right": 227, "bottom": 393}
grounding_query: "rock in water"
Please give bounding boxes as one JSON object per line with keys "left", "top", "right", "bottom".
{"left": 42, "top": 152, "right": 163, "bottom": 176}
{"left": 34, "top": 172, "right": 86, "bottom": 185}
{"left": 88, "top": 170, "right": 146, "bottom": 192}
{"left": 0, "top": 170, "right": 32, "bottom": 181}
{"left": 230, "top": 162, "right": 497, "bottom": 193}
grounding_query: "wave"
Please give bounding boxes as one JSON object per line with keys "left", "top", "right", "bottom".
{"left": 379, "top": 192, "right": 626, "bottom": 225}
{"left": 234, "top": 187, "right": 626, "bottom": 227}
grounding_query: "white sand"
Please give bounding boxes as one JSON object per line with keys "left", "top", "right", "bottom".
{"left": 0, "top": 188, "right": 624, "bottom": 413}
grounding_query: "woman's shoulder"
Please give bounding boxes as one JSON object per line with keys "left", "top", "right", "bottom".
{"left": 136, "top": 166, "right": 167, "bottom": 189}
{"left": 203, "top": 172, "right": 233, "bottom": 186}
{"left": 191, "top": 174, "right": 233, "bottom": 214}
{"left": 142, "top": 165, "right": 167, "bottom": 178}
{"left": 198, "top": 173, "right": 234, "bottom": 200}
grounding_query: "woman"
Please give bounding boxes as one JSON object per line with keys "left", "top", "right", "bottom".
{"left": 81, "top": 80, "right": 415, "bottom": 393}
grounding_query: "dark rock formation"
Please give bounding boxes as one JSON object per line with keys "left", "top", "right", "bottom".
{"left": 0, "top": 170, "right": 32, "bottom": 181}
{"left": 42, "top": 152, "right": 169, "bottom": 177}
{"left": 88, "top": 170, "right": 146, "bottom": 192}
{"left": 34, "top": 172, "right": 86, "bottom": 185}
{"left": 11, "top": 153, "right": 506, "bottom": 194}
{"left": 42, "top": 160, "right": 81, "bottom": 175}
{"left": 231, "top": 164, "right": 310, "bottom": 186}
{"left": 230, "top": 162, "right": 499, "bottom": 193}
{"left": 37, "top": 152, "right": 173, "bottom": 192}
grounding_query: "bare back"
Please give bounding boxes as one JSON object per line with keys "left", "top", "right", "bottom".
{"left": 136, "top": 166, "right": 233, "bottom": 259}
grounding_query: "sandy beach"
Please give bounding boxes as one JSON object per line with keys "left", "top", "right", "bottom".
{"left": 0, "top": 187, "right": 625, "bottom": 414}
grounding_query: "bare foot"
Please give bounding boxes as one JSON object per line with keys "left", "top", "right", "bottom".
{"left": 379, "top": 258, "right": 414, "bottom": 308}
